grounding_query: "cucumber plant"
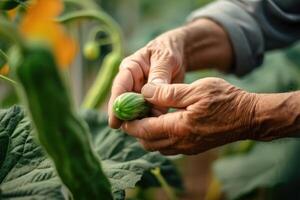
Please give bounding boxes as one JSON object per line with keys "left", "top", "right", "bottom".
{"left": 15, "top": 45, "right": 113, "bottom": 200}
{"left": 0, "top": 1, "right": 181, "bottom": 199}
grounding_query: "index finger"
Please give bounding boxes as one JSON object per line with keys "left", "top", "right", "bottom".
{"left": 122, "top": 111, "right": 189, "bottom": 140}
{"left": 108, "top": 69, "right": 134, "bottom": 128}
{"left": 108, "top": 54, "right": 149, "bottom": 128}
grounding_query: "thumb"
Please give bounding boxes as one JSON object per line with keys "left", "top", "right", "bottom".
{"left": 141, "top": 83, "right": 195, "bottom": 108}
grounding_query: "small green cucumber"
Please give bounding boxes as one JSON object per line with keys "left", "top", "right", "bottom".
{"left": 113, "top": 92, "right": 150, "bottom": 121}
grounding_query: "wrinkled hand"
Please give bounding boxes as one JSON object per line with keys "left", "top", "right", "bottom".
{"left": 122, "top": 78, "right": 258, "bottom": 155}
{"left": 109, "top": 19, "right": 233, "bottom": 129}
{"left": 108, "top": 28, "right": 187, "bottom": 128}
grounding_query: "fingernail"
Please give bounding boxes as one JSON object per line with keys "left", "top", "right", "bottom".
{"left": 142, "top": 83, "right": 156, "bottom": 98}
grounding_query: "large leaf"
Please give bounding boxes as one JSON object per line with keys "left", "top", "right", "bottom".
{"left": 0, "top": 106, "right": 65, "bottom": 200}
{"left": 82, "top": 109, "right": 183, "bottom": 196}
{"left": 0, "top": 106, "right": 182, "bottom": 200}
{"left": 214, "top": 139, "right": 300, "bottom": 200}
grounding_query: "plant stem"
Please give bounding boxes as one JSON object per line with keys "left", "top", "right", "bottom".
{"left": 86, "top": 26, "right": 112, "bottom": 46}
{"left": 0, "top": 75, "right": 17, "bottom": 85}
{"left": 58, "top": 10, "right": 123, "bottom": 54}
{"left": 96, "top": 38, "right": 112, "bottom": 46}
{"left": 87, "top": 26, "right": 109, "bottom": 41}
{"left": 0, "top": 20, "right": 23, "bottom": 87}
{"left": 63, "top": 0, "right": 98, "bottom": 9}
{"left": 0, "top": 49, "right": 8, "bottom": 62}
{"left": 204, "top": 176, "right": 222, "bottom": 200}
{"left": 151, "top": 167, "right": 178, "bottom": 200}
{"left": 58, "top": 10, "right": 124, "bottom": 109}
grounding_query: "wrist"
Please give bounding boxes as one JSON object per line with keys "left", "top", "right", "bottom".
{"left": 181, "top": 18, "right": 233, "bottom": 71}
{"left": 252, "top": 92, "right": 300, "bottom": 141}
{"left": 234, "top": 91, "right": 259, "bottom": 141}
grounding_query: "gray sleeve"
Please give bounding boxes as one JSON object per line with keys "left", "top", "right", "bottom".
{"left": 188, "top": 0, "right": 300, "bottom": 76}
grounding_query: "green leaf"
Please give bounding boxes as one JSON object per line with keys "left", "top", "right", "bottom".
{"left": 0, "top": 106, "right": 182, "bottom": 200}
{"left": 81, "top": 109, "right": 183, "bottom": 194}
{"left": 213, "top": 139, "right": 300, "bottom": 200}
{"left": 0, "top": 106, "right": 65, "bottom": 200}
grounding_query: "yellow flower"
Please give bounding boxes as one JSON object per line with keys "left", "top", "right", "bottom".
{"left": 20, "top": 0, "right": 77, "bottom": 68}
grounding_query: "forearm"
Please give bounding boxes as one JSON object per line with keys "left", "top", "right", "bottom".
{"left": 181, "top": 19, "right": 233, "bottom": 72}
{"left": 252, "top": 91, "right": 300, "bottom": 140}
{"left": 187, "top": 0, "right": 300, "bottom": 76}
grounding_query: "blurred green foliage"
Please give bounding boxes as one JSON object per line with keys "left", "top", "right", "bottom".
{"left": 2, "top": 1, "right": 300, "bottom": 199}
{"left": 100, "top": 0, "right": 211, "bottom": 53}
{"left": 214, "top": 138, "right": 300, "bottom": 200}
{"left": 97, "top": 1, "right": 300, "bottom": 200}
{"left": 211, "top": 44, "right": 300, "bottom": 200}
{"left": 186, "top": 44, "right": 300, "bottom": 93}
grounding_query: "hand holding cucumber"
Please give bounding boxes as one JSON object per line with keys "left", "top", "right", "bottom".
{"left": 119, "top": 78, "right": 258, "bottom": 155}
{"left": 108, "top": 28, "right": 187, "bottom": 128}
{"left": 108, "top": 19, "right": 233, "bottom": 129}
{"left": 109, "top": 18, "right": 300, "bottom": 155}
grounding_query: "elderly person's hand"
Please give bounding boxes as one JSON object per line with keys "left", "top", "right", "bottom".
{"left": 108, "top": 19, "right": 233, "bottom": 128}
{"left": 108, "top": 28, "right": 186, "bottom": 129}
{"left": 121, "top": 78, "right": 258, "bottom": 155}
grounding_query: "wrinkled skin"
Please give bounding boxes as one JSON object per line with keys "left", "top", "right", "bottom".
{"left": 108, "top": 18, "right": 300, "bottom": 155}
{"left": 108, "top": 28, "right": 187, "bottom": 129}
{"left": 108, "top": 19, "right": 233, "bottom": 129}
{"left": 122, "top": 78, "right": 258, "bottom": 155}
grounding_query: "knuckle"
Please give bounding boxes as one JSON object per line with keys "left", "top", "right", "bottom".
{"left": 185, "top": 110, "right": 201, "bottom": 128}
{"left": 202, "top": 77, "right": 224, "bottom": 83}
{"left": 175, "top": 113, "right": 191, "bottom": 136}
{"left": 166, "top": 52, "right": 178, "bottom": 66}
{"left": 120, "top": 57, "right": 139, "bottom": 70}
{"left": 157, "top": 51, "right": 178, "bottom": 66}
{"left": 193, "top": 77, "right": 228, "bottom": 91}
{"left": 147, "top": 44, "right": 178, "bottom": 66}
{"left": 119, "top": 57, "right": 131, "bottom": 69}
{"left": 145, "top": 39, "right": 160, "bottom": 50}
{"left": 157, "top": 85, "right": 176, "bottom": 103}
{"left": 160, "top": 85, "right": 190, "bottom": 104}
{"left": 162, "top": 112, "right": 192, "bottom": 138}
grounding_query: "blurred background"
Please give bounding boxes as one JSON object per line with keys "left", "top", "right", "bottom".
{"left": 1, "top": 0, "right": 300, "bottom": 199}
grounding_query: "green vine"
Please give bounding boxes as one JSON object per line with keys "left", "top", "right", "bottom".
{"left": 0, "top": 49, "right": 8, "bottom": 63}
{"left": 58, "top": 9, "right": 124, "bottom": 109}
{"left": 0, "top": 75, "right": 17, "bottom": 85}
{"left": 0, "top": 19, "right": 23, "bottom": 86}
{"left": 63, "top": 0, "right": 98, "bottom": 9}
{"left": 58, "top": 10, "right": 122, "bottom": 53}
{"left": 151, "top": 167, "right": 178, "bottom": 200}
